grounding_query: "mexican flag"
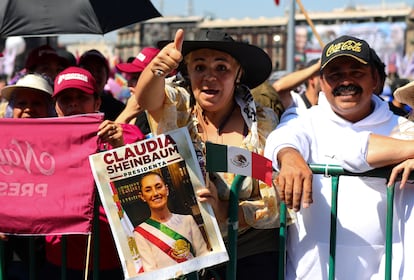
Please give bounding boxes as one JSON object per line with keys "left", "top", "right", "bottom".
{"left": 205, "top": 142, "right": 273, "bottom": 186}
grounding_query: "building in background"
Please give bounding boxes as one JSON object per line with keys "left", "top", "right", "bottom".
{"left": 115, "top": 3, "right": 414, "bottom": 77}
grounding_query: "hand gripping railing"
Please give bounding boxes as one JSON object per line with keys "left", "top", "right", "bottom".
{"left": 226, "top": 164, "right": 408, "bottom": 280}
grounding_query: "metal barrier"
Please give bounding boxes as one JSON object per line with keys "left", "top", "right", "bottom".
{"left": 226, "top": 164, "right": 402, "bottom": 280}
{"left": 297, "top": 164, "right": 397, "bottom": 280}
{"left": 308, "top": 164, "right": 396, "bottom": 280}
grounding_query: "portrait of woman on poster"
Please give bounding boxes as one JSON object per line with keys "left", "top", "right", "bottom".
{"left": 133, "top": 171, "right": 210, "bottom": 272}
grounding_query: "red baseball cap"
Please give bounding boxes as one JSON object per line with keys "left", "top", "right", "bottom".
{"left": 53, "top": 67, "right": 97, "bottom": 97}
{"left": 116, "top": 47, "right": 159, "bottom": 73}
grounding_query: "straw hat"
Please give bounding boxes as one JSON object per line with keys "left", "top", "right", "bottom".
{"left": 1, "top": 74, "right": 53, "bottom": 101}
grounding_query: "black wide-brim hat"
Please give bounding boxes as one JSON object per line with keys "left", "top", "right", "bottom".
{"left": 158, "top": 30, "right": 272, "bottom": 89}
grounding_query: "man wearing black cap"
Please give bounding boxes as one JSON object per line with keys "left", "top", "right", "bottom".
{"left": 265, "top": 35, "right": 409, "bottom": 279}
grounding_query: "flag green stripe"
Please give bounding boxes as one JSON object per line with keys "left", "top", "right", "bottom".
{"left": 206, "top": 142, "right": 228, "bottom": 172}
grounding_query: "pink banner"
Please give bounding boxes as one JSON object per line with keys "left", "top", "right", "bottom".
{"left": 0, "top": 113, "right": 103, "bottom": 235}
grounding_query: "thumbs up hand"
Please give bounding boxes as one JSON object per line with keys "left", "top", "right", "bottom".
{"left": 151, "top": 29, "right": 184, "bottom": 78}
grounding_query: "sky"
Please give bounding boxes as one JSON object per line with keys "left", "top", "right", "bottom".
{"left": 59, "top": 0, "right": 412, "bottom": 43}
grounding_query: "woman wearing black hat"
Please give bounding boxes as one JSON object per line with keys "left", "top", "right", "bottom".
{"left": 133, "top": 29, "right": 282, "bottom": 279}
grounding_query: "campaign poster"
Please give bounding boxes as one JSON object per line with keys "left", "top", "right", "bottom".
{"left": 89, "top": 127, "right": 228, "bottom": 280}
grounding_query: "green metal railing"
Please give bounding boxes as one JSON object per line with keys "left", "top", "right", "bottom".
{"left": 226, "top": 164, "right": 405, "bottom": 280}
{"left": 226, "top": 175, "right": 247, "bottom": 279}
{"left": 308, "top": 164, "right": 396, "bottom": 280}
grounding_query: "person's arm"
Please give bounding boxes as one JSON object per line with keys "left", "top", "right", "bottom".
{"left": 133, "top": 29, "right": 184, "bottom": 117}
{"left": 275, "top": 134, "right": 414, "bottom": 212}
{"left": 272, "top": 60, "right": 321, "bottom": 109}
{"left": 366, "top": 134, "right": 414, "bottom": 188}
{"left": 273, "top": 60, "right": 321, "bottom": 93}
{"left": 115, "top": 94, "right": 142, "bottom": 124}
{"left": 367, "top": 134, "right": 414, "bottom": 167}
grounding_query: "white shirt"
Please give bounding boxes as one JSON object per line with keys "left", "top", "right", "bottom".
{"left": 264, "top": 93, "right": 408, "bottom": 280}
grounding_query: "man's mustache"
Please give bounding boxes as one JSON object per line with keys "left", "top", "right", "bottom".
{"left": 332, "top": 84, "right": 363, "bottom": 96}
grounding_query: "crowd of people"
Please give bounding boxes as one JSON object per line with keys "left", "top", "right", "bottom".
{"left": 2, "top": 27, "right": 414, "bottom": 280}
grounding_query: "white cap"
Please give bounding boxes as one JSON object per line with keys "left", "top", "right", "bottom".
{"left": 1, "top": 74, "right": 53, "bottom": 101}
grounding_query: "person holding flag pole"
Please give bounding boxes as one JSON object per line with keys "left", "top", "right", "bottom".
{"left": 133, "top": 28, "right": 285, "bottom": 279}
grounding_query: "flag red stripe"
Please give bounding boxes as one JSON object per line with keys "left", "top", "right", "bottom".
{"left": 252, "top": 152, "right": 273, "bottom": 186}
